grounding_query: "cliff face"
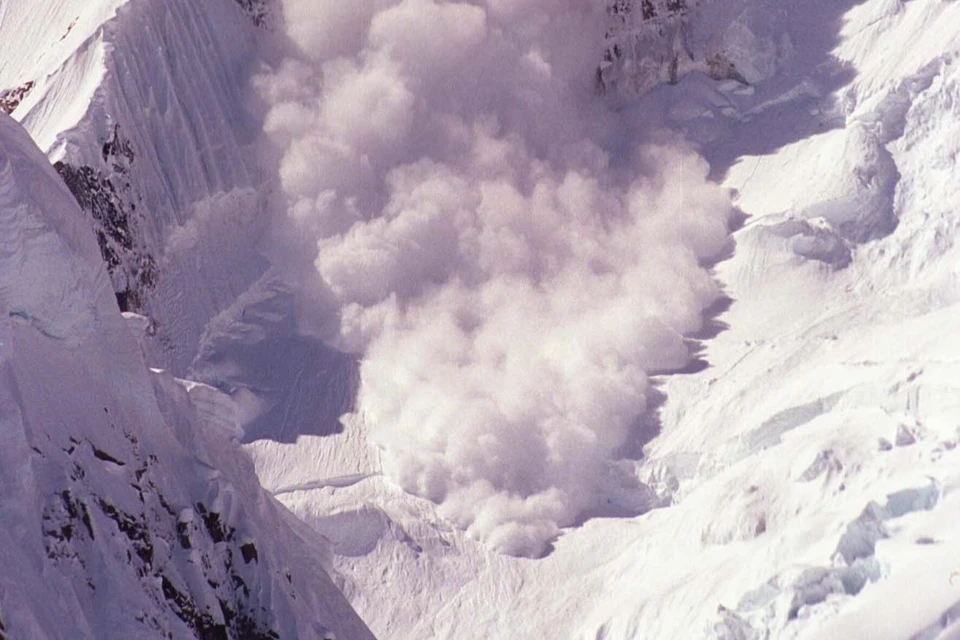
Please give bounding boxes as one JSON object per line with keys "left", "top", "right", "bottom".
{"left": 231, "top": 0, "right": 273, "bottom": 27}
{"left": 0, "top": 106, "right": 372, "bottom": 640}
{"left": 0, "top": 0, "right": 374, "bottom": 636}
{"left": 598, "top": 0, "right": 819, "bottom": 97}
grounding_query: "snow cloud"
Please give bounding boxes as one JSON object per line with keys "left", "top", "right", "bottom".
{"left": 257, "top": 0, "right": 734, "bottom": 556}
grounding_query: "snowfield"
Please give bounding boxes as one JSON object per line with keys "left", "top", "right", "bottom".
{"left": 2, "top": 0, "right": 960, "bottom": 638}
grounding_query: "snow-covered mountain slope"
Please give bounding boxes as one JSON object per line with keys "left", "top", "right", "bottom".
{"left": 0, "top": 0, "right": 276, "bottom": 374}
{"left": 236, "top": 0, "right": 960, "bottom": 638}
{"left": 0, "top": 110, "right": 373, "bottom": 639}
{"left": 5, "top": 0, "right": 960, "bottom": 637}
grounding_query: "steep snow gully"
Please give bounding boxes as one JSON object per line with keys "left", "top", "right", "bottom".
{"left": 2, "top": 0, "right": 960, "bottom": 638}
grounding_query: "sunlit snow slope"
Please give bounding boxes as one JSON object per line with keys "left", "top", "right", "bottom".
{"left": 0, "top": 110, "right": 373, "bottom": 639}
{"left": 0, "top": 0, "right": 376, "bottom": 637}
{"left": 242, "top": 0, "right": 960, "bottom": 638}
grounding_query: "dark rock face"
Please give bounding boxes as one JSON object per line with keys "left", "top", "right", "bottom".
{"left": 232, "top": 0, "right": 271, "bottom": 27}
{"left": 54, "top": 126, "right": 157, "bottom": 313}
{"left": 40, "top": 427, "right": 286, "bottom": 640}
{"left": 599, "top": 0, "right": 695, "bottom": 93}
{"left": 240, "top": 543, "right": 258, "bottom": 564}
{"left": 0, "top": 81, "right": 35, "bottom": 115}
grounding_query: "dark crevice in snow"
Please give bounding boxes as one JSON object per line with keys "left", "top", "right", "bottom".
{"left": 36, "top": 446, "right": 289, "bottom": 639}
{"left": 96, "top": 499, "right": 154, "bottom": 568}
{"left": 101, "top": 124, "right": 135, "bottom": 169}
{"left": 91, "top": 446, "right": 125, "bottom": 466}
{"left": 160, "top": 566, "right": 281, "bottom": 640}
{"left": 162, "top": 500, "right": 283, "bottom": 639}
{"left": 240, "top": 542, "right": 258, "bottom": 564}
{"left": 45, "top": 490, "right": 95, "bottom": 545}
{"left": 161, "top": 575, "right": 230, "bottom": 640}
{"left": 98, "top": 486, "right": 284, "bottom": 639}
{"left": 197, "top": 502, "right": 234, "bottom": 544}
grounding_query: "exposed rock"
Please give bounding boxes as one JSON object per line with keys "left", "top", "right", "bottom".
{"left": 54, "top": 125, "right": 157, "bottom": 312}
{"left": 0, "top": 81, "right": 34, "bottom": 115}
{"left": 240, "top": 542, "right": 258, "bottom": 564}
{"left": 600, "top": 0, "right": 696, "bottom": 95}
{"left": 232, "top": 0, "right": 271, "bottom": 27}
{"left": 798, "top": 449, "right": 844, "bottom": 482}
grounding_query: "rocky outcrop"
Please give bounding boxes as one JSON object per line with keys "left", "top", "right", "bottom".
{"left": 0, "top": 107, "right": 372, "bottom": 640}
{"left": 54, "top": 125, "right": 156, "bottom": 312}
{"left": 232, "top": 0, "right": 272, "bottom": 27}
{"left": 0, "top": 81, "right": 35, "bottom": 115}
{"left": 600, "top": 0, "right": 699, "bottom": 94}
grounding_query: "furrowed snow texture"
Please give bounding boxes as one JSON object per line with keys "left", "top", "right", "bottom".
{"left": 0, "top": 90, "right": 371, "bottom": 640}
{"left": 1, "top": 0, "right": 271, "bottom": 375}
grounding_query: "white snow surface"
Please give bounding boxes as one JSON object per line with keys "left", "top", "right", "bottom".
{"left": 1, "top": 0, "right": 273, "bottom": 374}
{"left": 0, "top": 109, "right": 374, "bottom": 638}
{"left": 0, "top": 0, "right": 378, "bottom": 636}
{"left": 4, "top": 0, "right": 960, "bottom": 638}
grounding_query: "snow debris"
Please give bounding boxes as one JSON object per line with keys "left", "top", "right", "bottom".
{"left": 258, "top": 0, "right": 734, "bottom": 558}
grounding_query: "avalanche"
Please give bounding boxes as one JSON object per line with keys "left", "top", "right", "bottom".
{"left": 3, "top": 0, "right": 960, "bottom": 638}
{"left": 249, "top": 0, "right": 960, "bottom": 638}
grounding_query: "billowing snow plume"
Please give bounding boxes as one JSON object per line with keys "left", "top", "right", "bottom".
{"left": 257, "top": 0, "right": 734, "bottom": 556}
